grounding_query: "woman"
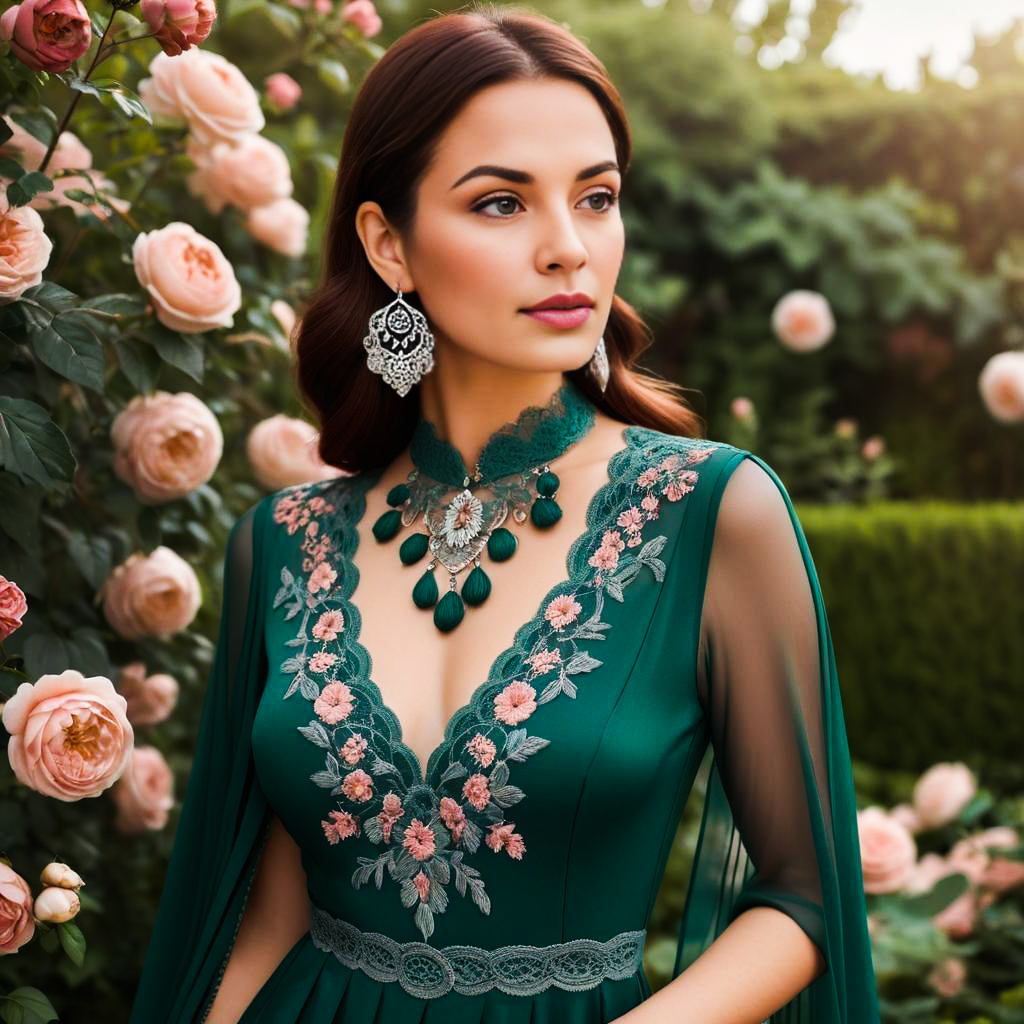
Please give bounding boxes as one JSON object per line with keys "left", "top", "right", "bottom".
{"left": 129, "top": 4, "right": 881, "bottom": 1022}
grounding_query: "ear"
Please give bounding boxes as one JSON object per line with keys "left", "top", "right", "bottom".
{"left": 355, "top": 200, "right": 412, "bottom": 293}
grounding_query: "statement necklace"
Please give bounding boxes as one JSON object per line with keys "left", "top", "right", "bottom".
{"left": 370, "top": 379, "right": 598, "bottom": 633}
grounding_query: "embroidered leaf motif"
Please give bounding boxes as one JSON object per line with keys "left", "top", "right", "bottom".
{"left": 298, "top": 721, "right": 331, "bottom": 748}
{"left": 505, "top": 729, "right": 550, "bottom": 762}
{"left": 563, "top": 650, "right": 603, "bottom": 674}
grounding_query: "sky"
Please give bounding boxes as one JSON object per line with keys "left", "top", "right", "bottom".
{"left": 732, "top": 0, "right": 1024, "bottom": 90}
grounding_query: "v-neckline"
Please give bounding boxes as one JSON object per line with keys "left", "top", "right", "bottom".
{"left": 338, "top": 424, "right": 639, "bottom": 789}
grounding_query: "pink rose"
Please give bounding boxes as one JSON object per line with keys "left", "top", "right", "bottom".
{"left": 0, "top": 863, "right": 36, "bottom": 953}
{"left": 186, "top": 133, "right": 293, "bottom": 214}
{"left": 0, "top": 576, "right": 28, "bottom": 641}
{"left": 101, "top": 546, "right": 201, "bottom": 640}
{"left": 0, "top": 0, "right": 90, "bottom": 72}
{"left": 132, "top": 221, "right": 242, "bottom": 333}
{"left": 912, "top": 762, "right": 976, "bottom": 829}
{"left": 112, "top": 745, "right": 174, "bottom": 832}
{"left": 246, "top": 414, "right": 342, "bottom": 490}
{"left": 904, "top": 852, "right": 956, "bottom": 895}
{"left": 888, "top": 802, "right": 921, "bottom": 833}
{"left": 978, "top": 350, "right": 1024, "bottom": 424}
{"left": 730, "top": 396, "right": 754, "bottom": 421}
{"left": 115, "top": 662, "right": 179, "bottom": 727}
{"left": 932, "top": 888, "right": 979, "bottom": 939}
{"left": 926, "top": 957, "right": 966, "bottom": 998}
{"left": 2, "top": 669, "right": 134, "bottom": 801}
{"left": 0, "top": 194, "right": 52, "bottom": 301}
{"left": 340, "top": 0, "right": 381, "bottom": 37}
{"left": 857, "top": 806, "right": 917, "bottom": 894}
{"left": 246, "top": 196, "right": 309, "bottom": 258}
{"left": 111, "top": 390, "right": 224, "bottom": 503}
{"left": 861, "top": 436, "right": 885, "bottom": 460}
{"left": 264, "top": 72, "right": 301, "bottom": 111}
{"left": 949, "top": 827, "right": 1024, "bottom": 893}
{"left": 771, "top": 289, "right": 835, "bottom": 353}
{"left": 140, "top": 0, "right": 216, "bottom": 56}
{"left": 33, "top": 886, "right": 80, "bottom": 923}
{"left": 138, "top": 49, "right": 264, "bottom": 147}
{"left": 0, "top": 124, "right": 129, "bottom": 220}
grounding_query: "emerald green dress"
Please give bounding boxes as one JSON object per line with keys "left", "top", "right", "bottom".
{"left": 128, "top": 424, "right": 881, "bottom": 1023}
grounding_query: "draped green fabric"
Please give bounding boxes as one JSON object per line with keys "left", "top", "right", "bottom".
{"left": 129, "top": 430, "right": 880, "bottom": 1023}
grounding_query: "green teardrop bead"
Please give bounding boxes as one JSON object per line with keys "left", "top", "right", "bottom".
{"left": 372, "top": 508, "right": 403, "bottom": 541}
{"left": 536, "top": 470, "right": 559, "bottom": 497}
{"left": 434, "top": 589, "right": 465, "bottom": 632}
{"left": 487, "top": 527, "right": 518, "bottom": 562}
{"left": 461, "top": 565, "right": 491, "bottom": 606}
{"left": 412, "top": 568, "right": 438, "bottom": 608}
{"left": 530, "top": 496, "right": 562, "bottom": 528}
{"left": 399, "top": 532, "right": 429, "bottom": 565}
{"left": 386, "top": 482, "right": 410, "bottom": 507}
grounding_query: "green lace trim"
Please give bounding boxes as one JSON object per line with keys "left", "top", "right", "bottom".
{"left": 410, "top": 377, "right": 597, "bottom": 485}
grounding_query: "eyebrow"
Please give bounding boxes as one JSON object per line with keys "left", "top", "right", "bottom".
{"left": 449, "top": 160, "right": 620, "bottom": 190}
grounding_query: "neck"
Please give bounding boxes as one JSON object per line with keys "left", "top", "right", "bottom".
{"left": 416, "top": 358, "right": 569, "bottom": 473}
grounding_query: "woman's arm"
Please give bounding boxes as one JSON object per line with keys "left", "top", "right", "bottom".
{"left": 615, "top": 905, "right": 826, "bottom": 1023}
{"left": 204, "top": 815, "right": 311, "bottom": 1023}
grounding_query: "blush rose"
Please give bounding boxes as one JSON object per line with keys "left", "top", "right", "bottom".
{"left": 0, "top": 0, "right": 90, "bottom": 73}
{"left": 246, "top": 414, "right": 343, "bottom": 489}
{"left": 0, "top": 576, "right": 28, "bottom": 641}
{"left": 140, "top": 0, "right": 216, "bottom": 56}
{"left": 0, "top": 863, "right": 35, "bottom": 954}
{"left": 112, "top": 745, "right": 174, "bottom": 832}
{"left": 0, "top": 194, "right": 52, "bottom": 301}
{"left": 101, "top": 546, "right": 201, "bottom": 640}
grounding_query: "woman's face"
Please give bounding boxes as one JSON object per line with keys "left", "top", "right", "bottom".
{"left": 359, "top": 76, "right": 625, "bottom": 377}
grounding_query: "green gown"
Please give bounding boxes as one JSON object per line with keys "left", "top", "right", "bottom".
{"left": 128, "top": 421, "right": 881, "bottom": 1023}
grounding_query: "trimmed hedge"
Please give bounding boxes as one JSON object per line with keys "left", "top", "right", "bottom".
{"left": 796, "top": 501, "right": 1024, "bottom": 777}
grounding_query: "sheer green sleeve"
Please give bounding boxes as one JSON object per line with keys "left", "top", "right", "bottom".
{"left": 129, "top": 499, "right": 276, "bottom": 1024}
{"left": 672, "top": 452, "right": 881, "bottom": 1022}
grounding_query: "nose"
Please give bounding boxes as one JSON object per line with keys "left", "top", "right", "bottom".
{"left": 534, "top": 206, "right": 589, "bottom": 273}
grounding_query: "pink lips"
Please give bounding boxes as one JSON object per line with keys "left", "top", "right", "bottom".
{"left": 523, "top": 307, "right": 592, "bottom": 329}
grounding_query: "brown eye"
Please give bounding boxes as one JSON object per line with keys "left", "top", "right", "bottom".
{"left": 472, "top": 189, "right": 621, "bottom": 218}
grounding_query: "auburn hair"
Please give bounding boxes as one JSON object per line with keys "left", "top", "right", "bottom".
{"left": 292, "top": 2, "right": 704, "bottom": 474}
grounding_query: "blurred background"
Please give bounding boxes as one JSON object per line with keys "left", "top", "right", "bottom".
{"left": 1, "top": 0, "right": 1023, "bottom": 1020}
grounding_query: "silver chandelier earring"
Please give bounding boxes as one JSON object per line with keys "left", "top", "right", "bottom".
{"left": 363, "top": 282, "right": 435, "bottom": 397}
{"left": 588, "top": 335, "right": 609, "bottom": 393}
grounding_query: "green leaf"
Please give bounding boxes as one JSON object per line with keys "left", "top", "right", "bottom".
{"left": 0, "top": 472, "right": 43, "bottom": 557}
{"left": 66, "top": 77, "right": 153, "bottom": 124}
{"left": 56, "top": 920, "right": 86, "bottom": 967}
{"left": 898, "top": 872, "right": 969, "bottom": 917}
{"left": 0, "top": 156, "right": 26, "bottom": 179}
{"left": 0, "top": 985, "right": 59, "bottom": 1024}
{"left": 0, "top": 118, "right": 13, "bottom": 146}
{"left": 20, "top": 281, "right": 78, "bottom": 313}
{"left": 0, "top": 396, "right": 76, "bottom": 489}
{"left": 264, "top": 2, "right": 301, "bottom": 38}
{"left": 67, "top": 530, "right": 113, "bottom": 590}
{"left": 23, "top": 633, "right": 79, "bottom": 678}
{"left": 9, "top": 108, "right": 57, "bottom": 147}
{"left": 27, "top": 312, "right": 106, "bottom": 392}
{"left": 147, "top": 327, "right": 204, "bottom": 382}
{"left": 80, "top": 293, "right": 148, "bottom": 317}
{"left": 317, "top": 59, "right": 350, "bottom": 96}
{"left": 114, "top": 335, "right": 161, "bottom": 392}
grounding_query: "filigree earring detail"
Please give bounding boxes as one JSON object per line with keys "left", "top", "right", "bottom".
{"left": 363, "top": 282, "right": 435, "bottom": 397}
{"left": 589, "top": 335, "right": 609, "bottom": 392}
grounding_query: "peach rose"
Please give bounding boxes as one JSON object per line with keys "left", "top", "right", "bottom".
{"left": 771, "top": 289, "right": 835, "bottom": 353}
{"left": 186, "top": 133, "right": 293, "bottom": 214}
{"left": 0, "top": 862, "right": 35, "bottom": 954}
{"left": 101, "top": 546, "right": 201, "bottom": 640}
{"left": 0, "top": 194, "right": 52, "bottom": 301}
{"left": 903, "top": 852, "right": 956, "bottom": 895}
{"left": 112, "top": 745, "right": 174, "bottom": 832}
{"left": 888, "top": 802, "right": 921, "bottom": 834}
{"left": 115, "top": 662, "right": 179, "bottom": 726}
{"left": 110, "top": 390, "right": 223, "bottom": 503}
{"left": 0, "top": 124, "right": 130, "bottom": 220}
{"left": 132, "top": 221, "right": 242, "bottom": 333}
{"left": 140, "top": 0, "right": 216, "bottom": 56}
{"left": 33, "top": 886, "right": 80, "bottom": 923}
{"left": 0, "top": 0, "right": 90, "bottom": 72}
{"left": 857, "top": 805, "right": 917, "bottom": 894}
{"left": 978, "top": 350, "right": 1024, "bottom": 424}
{"left": 1, "top": 669, "right": 134, "bottom": 801}
{"left": 246, "top": 197, "right": 309, "bottom": 258}
{"left": 730, "top": 396, "right": 754, "bottom": 422}
{"left": 340, "top": 0, "right": 381, "bottom": 37}
{"left": 138, "top": 49, "right": 265, "bottom": 146}
{"left": 912, "top": 762, "right": 976, "bottom": 830}
{"left": 949, "top": 827, "right": 1024, "bottom": 893}
{"left": 40, "top": 862, "right": 84, "bottom": 891}
{"left": 0, "top": 576, "right": 28, "bottom": 641}
{"left": 270, "top": 298, "right": 297, "bottom": 348}
{"left": 933, "top": 888, "right": 980, "bottom": 939}
{"left": 246, "top": 414, "right": 343, "bottom": 489}
{"left": 265, "top": 72, "right": 301, "bottom": 111}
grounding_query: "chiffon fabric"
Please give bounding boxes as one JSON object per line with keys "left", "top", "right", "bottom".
{"left": 128, "top": 428, "right": 881, "bottom": 1023}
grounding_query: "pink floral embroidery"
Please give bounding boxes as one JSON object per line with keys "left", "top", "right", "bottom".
{"left": 402, "top": 819, "right": 436, "bottom": 860}
{"left": 308, "top": 650, "right": 337, "bottom": 673}
{"left": 544, "top": 594, "right": 581, "bottom": 629}
{"left": 463, "top": 773, "right": 492, "bottom": 811}
{"left": 413, "top": 870, "right": 431, "bottom": 903}
{"left": 440, "top": 796, "right": 467, "bottom": 842}
{"left": 635, "top": 466, "right": 659, "bottom": 488}
{"left": 342, "top": 768, "right": 374, "bottom": 802}
{"left": 527, "top": 648, "right": 561, "bottom": 675}
{"left": 381, "top": 792, "right": 404, "bottom": 817}
{"left": 340, "top": 733, "right": 368, "bottom": 765}
{"left": 466, "top": 733, "right": 497, "bottom": 766}
{"left": 616, "top": 507, "right": 645, "bottom": 534}
{"left": 313, "top": 681, "right": 355, "bottom": 724}
{"left": 322, "top": 809, "right": 359, "bottom": 844}
{"left": 640, "top": 493, "right": 659, "bottom": 514}
{"left": 494, "top": 681, "right": 537, "bottom": 725}
{"left": 486, "top": 822, "right": 526, "bottom": 859}
{"left": 588, "top": 542, "right": 620, "bottom": 571}
{"left": 308, "top": 560, "right": 337, "bottom": 595}
{"left": 313, "top": 609, "right": 344, "bottom": 641}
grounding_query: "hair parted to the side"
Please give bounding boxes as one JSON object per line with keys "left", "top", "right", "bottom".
{"left": 292, "top": 1, "right": 705, "bottom": 474}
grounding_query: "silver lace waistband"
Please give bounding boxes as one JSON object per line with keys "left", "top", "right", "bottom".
{"left": 308, "top": 901, "right": 647, "bottom": 1000}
